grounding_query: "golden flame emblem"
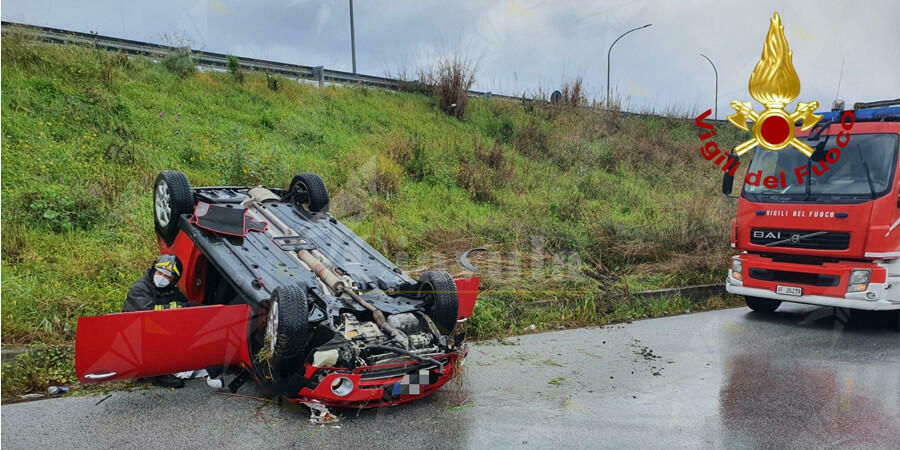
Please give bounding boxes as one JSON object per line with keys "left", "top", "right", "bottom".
{"left": 727, "top": 12, "right": 822, "bottom": 157}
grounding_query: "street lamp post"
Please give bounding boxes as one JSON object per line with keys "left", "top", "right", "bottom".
{"left": 606, "top": 23, "right": 652, "bottom": 107}
{"left": 349, "top": 0, "right": 357, "bottom": 74}
{"left": 700, "top": 53, "right": 718, "bottom": 120}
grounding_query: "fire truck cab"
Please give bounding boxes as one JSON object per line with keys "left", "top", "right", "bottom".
{"left": 724, "top": 101, "right": 900, "bottom": 313}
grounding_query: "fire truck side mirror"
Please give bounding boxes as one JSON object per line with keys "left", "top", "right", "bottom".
{"left": 722, "top": 171, "right": 735, "bottom": 196}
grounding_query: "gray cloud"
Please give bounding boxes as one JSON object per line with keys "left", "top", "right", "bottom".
{"left": 3, "top": 0, "right": 898, "bottom": 114}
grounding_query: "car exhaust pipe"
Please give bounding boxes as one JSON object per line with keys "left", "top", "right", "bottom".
{"left": 296, "top": 248, "right": 344, "bottom": 290}
{"left": 295, "top": 248, "right": 408, "bottom": 349}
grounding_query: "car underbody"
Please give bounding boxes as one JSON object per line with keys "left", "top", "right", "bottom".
{"left": 75, "top": 171, "right": 479, "bottom": 409}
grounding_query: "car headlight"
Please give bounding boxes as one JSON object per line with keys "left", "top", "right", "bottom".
{"left": 847, "top": 269, "right": 871, "bottom": 293}
{"left": 731, "top": 258, "right": 743, "bottom": 281}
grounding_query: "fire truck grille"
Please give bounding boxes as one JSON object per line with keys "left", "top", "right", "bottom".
{"left": 748, "top": 268, "right": 840, "bottom": 287}
{"left": 750, "top": 229, "right": 850, "bottom": 250}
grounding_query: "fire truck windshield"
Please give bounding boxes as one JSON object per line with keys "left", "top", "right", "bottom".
{"left": 742, "top": 133, "right": 899, "bottom": 203}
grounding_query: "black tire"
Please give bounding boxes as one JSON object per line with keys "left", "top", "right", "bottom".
{"left": 266, "top": 285, "right": 309, "bottom": 372}
{"left": 419, "top": 271, "right": 459, "bottom": 333}
{"left": 834, "top": 307, "right": 853, "bottom": 328}
{"left": 745, "top": 296, "right": 781, "bottom": 314}
{"left": 289, "top": 173, "right": 329, "bottom": 212}
{"left": 153, "top": 170, "right": 194, "bottom": 245}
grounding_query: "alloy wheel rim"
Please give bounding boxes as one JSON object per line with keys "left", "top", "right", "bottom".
{"left": 266, "top": 300, "right": 278, "bottom": 353}
{"left": 155, "top": 183, "right": 171, "bottom": 227}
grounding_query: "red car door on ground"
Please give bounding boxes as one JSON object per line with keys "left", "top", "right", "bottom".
{"left": 75, "top": 305, "right": 253, "bottom": 383}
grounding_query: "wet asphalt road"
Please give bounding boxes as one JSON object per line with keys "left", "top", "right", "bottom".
{"left": 3, "top": 304, "right": 898, "bottom": 449}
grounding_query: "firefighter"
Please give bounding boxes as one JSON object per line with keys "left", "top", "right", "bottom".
{"left": 124, "top": 254, "right": 191, "bottom": 388}
{"left": 125, "top": 254, "right": 189, "bottom": 312}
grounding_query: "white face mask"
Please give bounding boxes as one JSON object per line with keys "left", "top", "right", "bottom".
{"left": 153, "top": 273, "right": 172, "bottom": 288}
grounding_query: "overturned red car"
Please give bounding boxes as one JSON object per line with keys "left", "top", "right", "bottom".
{"left": 75, "top": 171, "right": 479, "bottom": 408}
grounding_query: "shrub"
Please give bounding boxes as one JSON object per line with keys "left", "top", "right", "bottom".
{"left": 258, "top": 110, "right": 277, "bottom": 129}
{"left": 375, "top": 155, "right": 403, "bottom": 196}
{"left": 1, "top": 345, "right": 75, "bottom": 397}
{"left": 560, "top": 77, "right": 585, "bottom": 107}
{"left": 514, "top": 118, "right": 551, "bottom": 158}
{"left": 162, "top": 47, "right": 196, "bottom": 78}
{"left": 385, "top": 133, "right": 429, "bottom": 181}
{"left": 398, "top": 80, "right": 429, "bottom": 95}
{"left": 418, "top": 55, "right": 478, "bottom": 119}
{"left": 219, "top": 146, "right": 256, "bottom": 185}
{"left": 474, "top": 139, "right": 510, "bottom": 173}
{"left": 226, "top": 54, "right": 244, "bottom": 83}
{"left": 266, "top": 72, "right": 279, "bottom": 91}
{"left": 385, "top": 63, "right": 428, "bottom": 94}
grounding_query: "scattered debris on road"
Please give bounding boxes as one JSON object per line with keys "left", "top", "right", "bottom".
{"left": 303, "top": 402, "right": 340, "bottom": 425}
{"left": 47, "top": 386, "right": 69, "bottom": 396}
{"left": 634, "top": 345, "right": 661, "bottom": 362}
{"left": 630, "top": 338, "right": 665, "bottom": 376}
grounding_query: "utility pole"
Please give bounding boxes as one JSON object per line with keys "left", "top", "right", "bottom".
{"left": 700, "top": 53, "right": 718, "bottom": 120}
{"left": 349, "top": 0, "right": 357, "bottom": 74}
{"left": 606, "top": 23, "right": 652, "bottom": 107}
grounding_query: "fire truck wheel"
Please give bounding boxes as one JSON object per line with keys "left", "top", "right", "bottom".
{"left": 419, "top": 271, "right": 459, "bottom": 333}
{"left": 745, "top": 296, "right": 781, "bottom": 313}
{"left": 153, "top": 170, "right": 194, "bottom": 245}
{"left": 289, "top": 173, "right": 329, "bottom": 212}
{"left": 266, "top": 285, "right": 309, "bottom": 372}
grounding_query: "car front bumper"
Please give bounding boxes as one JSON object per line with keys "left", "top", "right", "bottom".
{"left": 287, "top": 349, "right": 465, "bottom": 408}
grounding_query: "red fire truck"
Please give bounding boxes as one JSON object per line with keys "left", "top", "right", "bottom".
{"left": 724, "top": 101, "right": 900, "bottom": 313}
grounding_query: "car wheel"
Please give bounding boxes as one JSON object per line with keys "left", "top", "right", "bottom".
{"left": 419, "top": 271, "right": 459, "bottom": 333}
{"left": 289, "top": 173, "right": 329, "bottom": 212}
{"left": 153, "top": 170, "right": 194, "bottom": 245}
{"left": 266, "top": 284, "right": 309, "bottom": 372}
{"left": 745, "top": 296, "right": 781, "bottom": 313}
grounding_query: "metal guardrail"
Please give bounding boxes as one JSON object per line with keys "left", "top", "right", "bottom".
{"left": 1, "top": 21, "right": 401, "bottom": 89}
{"left": 1, "top": 21, "right": 728, "bottom": 126}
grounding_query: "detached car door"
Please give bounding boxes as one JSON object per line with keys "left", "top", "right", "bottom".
{"left": 76, "top": 305, "right": 253, "bottom": 383}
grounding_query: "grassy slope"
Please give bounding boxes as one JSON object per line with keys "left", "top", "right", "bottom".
{"left": 1, "top": 36, "right": 742, "bottom": 396}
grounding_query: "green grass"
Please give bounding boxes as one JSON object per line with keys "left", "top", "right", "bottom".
{"left": 1, "top": 31, "right": 744, "bottom": 397}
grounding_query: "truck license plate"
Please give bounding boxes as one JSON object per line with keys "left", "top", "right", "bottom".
{"left": 776, "top": 285, "right": 802, "bottom": 296}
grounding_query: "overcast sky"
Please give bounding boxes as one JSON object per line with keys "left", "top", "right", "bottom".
{"left": 3, "top": 0, "right": 898, "bottom": 115}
